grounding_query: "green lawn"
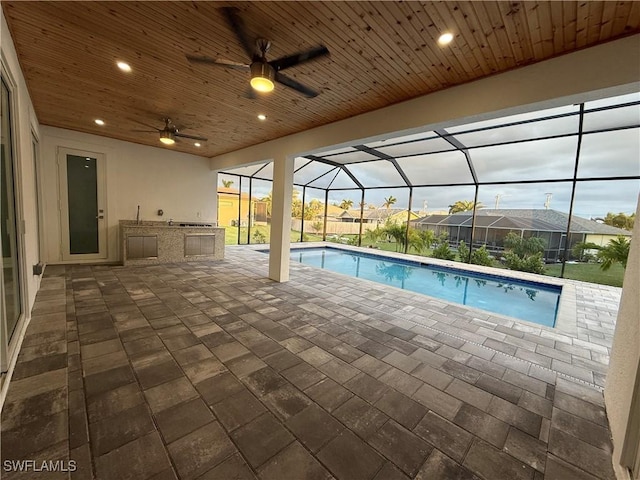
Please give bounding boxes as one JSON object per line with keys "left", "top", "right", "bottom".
{"left": 223, "top": 226, "right": 322, "bottom": 245}
{"left": 545, "top": 262, "right": 626, "bottom": 287}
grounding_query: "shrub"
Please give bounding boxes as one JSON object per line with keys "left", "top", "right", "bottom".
{"left": 502, "top": 232, "right": 545, "bottom": 274}
{"left": 431, "top": 232, "right": 455, "bottom": 260}
{"left": 418, "top": 229, "right": 435, "bottom": 249}
{"left": 504, "top": 232, "right": 545, "bottom": 257}
{"left": 432, "top": 242, "right": 455, "bottom": 260}
{"left": 457, "top": 240, "right": 470, "bottom": 262}
{"left": 252, "top": 230, "right": 267, "bottom": 244}
{"left": 470, "top": 245, "right": 494, "bottom": 267}
{"left": 457, "top": 241, "right": 494, "bottom": 266}
{"left": 504, "top": 252, "right": 546, "bottom": 274}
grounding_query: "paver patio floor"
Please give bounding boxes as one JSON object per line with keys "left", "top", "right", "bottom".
{"left": 1, "top": 246, "right": 621, "bottom": 479}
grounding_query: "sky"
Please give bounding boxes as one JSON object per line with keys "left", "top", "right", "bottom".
{"left": 220, "top": 92, "right": 640, "bottom": 219}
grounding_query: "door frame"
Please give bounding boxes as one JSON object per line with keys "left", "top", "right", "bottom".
{"left": 32, "top": 130, "right": 43, "bottom": 264}
{"left": 57, "top": 147, "right": 108, "bottom": 261}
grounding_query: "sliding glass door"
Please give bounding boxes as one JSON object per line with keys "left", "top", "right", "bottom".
{"left": 1, "top": 76, "right": 23, "bottom": 371}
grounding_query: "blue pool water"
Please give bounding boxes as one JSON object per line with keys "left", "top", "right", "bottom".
{"left": 290, "top": 247, "right": 560, "bottom": 327}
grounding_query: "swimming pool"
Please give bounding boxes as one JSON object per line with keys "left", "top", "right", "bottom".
{"left": 290, "top": 247, "right": 561, "bottom": 327}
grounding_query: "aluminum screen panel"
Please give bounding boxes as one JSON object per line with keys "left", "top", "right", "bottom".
{"left": 347, "top": 160, "right": 407, "bottom": 187}
{"left": 470, "top": 136, "right": 578, "bottom": 182}
{"left": 577, "top": 129, "right": 640, "bottom": 178}
{"left": 395, "top": 151, "right": 474, "bottom": 185}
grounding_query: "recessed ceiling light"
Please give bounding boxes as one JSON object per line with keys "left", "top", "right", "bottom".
{"left": 116, "top": 61, "right": 132, "bottom": 72}
{"left": 94, "top": 119, "right": 105, "bottom": 126}
{"left": 257, "top": 114, "right": 267, "bottom": 121}
{"left": 194, "top": 142, "right": 201, "bottom": 147}
{"left": 438, "top": 32, "right": 454, "bottom": 46}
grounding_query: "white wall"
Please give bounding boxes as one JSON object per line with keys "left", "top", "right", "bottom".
{"left": 40, "top": 127, "right": 217, "bottom": 264}
{"left": 605, "top": 195, "right": 640, "bottom": 478}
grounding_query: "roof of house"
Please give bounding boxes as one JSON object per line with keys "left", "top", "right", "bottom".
{"left": 334, "top": 208, "right": 419, "bottom": 220}
{"left": 217, "top": 187, "right": 264, "bottom": 201}
{"left": 325, "top": 204, "right": 346, "bottom": 216}
{"left": 413, "top": 209, "right": 632, "bottom": 236}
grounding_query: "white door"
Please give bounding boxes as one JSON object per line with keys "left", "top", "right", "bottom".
{"left": 58, "top": 147, "right": 107, "bottom": 261}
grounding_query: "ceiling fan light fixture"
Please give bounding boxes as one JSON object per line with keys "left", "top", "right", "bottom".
{"left": 159, "top": 131, "right": 175, "bottom": 145}
{"left": 250, "top": 62, "right": 275, "bottom": 92}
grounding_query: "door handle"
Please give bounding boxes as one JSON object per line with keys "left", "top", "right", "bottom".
{"left": 96, "top": 215, "right": 104, "bottom": 219}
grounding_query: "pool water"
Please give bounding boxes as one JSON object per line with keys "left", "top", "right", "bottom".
{"left": 290, "top": 247, "right": 560, "bottom": 327}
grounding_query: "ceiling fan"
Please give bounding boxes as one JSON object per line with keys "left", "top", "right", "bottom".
{"left": 186, "top": 7, "right": 329, "bottom": 98}
{"left": 133, "top": 118, "right": 207, "bottom": 146}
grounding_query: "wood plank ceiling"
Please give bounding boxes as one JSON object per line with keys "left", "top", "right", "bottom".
{"left": 3, "top": 1, "right": 640, "bottom": 158}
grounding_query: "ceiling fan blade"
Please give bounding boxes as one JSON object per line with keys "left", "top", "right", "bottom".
{"left": 176, "top": 132, "right": 208, "bottom": 141}
{"left": 186, "top": 55, "right": 250, "bottom": 71}
{"left": 221, "top": 7, "right": 255, "bottom": 60}
{"left": 269, "top": 46, "right": 329, "bottom": 71}
{"left": 186, "top": 54, "right": 219, "bottom": 65}
{"left": 275, "top": 72, "right": 319, "bottom": 98}
{"left": 243, "top": 87, "right": 257, "bottom": 100}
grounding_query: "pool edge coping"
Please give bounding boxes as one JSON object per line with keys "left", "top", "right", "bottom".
{"left": 242, "top": 241, "right": 593, "bottom": 334}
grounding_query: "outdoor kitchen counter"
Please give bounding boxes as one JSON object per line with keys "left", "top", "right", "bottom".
{"left": 120, "top": 220, "right": 225, "bottom": 266}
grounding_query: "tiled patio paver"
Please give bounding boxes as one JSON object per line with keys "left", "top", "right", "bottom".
{"left": 0, "top": 246, "right": 621, "bottom": 479}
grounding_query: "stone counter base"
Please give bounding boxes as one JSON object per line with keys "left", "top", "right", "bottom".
{"left": 120, "top": 221, "right": 225, "bottom": 266}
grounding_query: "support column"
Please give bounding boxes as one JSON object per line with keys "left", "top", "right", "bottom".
{"left": 269, "top": 155, "right": 294, "bottom": 282}
{"left": 605, "top": 195, "right": 640, "bottom": 478}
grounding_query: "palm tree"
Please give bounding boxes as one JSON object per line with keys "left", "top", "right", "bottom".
{"left": 382, "top": 196, "right": 397, "bottom": 210}
{"left": 364, "top": 226, "right": 385, "bottom": 245}
{"left": 573, "top": 235, "right": 630, "bottom": 270}
{"left": 448, "top": 200, "right": 484, "bottom": 214}
{"left": 221, "top": 179, "right": 234, "bottom": 188}
{"left": 339, "top": 199, "right": 354, "bottom": 210}
{"left": 383, "top": 223, "right": 406, "bottom": 252}
{"left": 598, "top": 236, "right": 631, "bottom": 270}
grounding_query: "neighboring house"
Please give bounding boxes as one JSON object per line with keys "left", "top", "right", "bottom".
{"left": 217, "top": 187, "right": 268, "bottom": 227}
{"left": 325, "top": 204, "right": 346, "bottom": 218}
{"left": 334, "top": 208, "right": 420, "bottom": 225}
{"left": 411, "top": 209, "right": 631, "bottom": 262}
